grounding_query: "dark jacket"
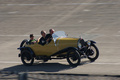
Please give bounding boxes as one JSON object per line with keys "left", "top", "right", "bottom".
{"left": 39, "top": 37, "right": 46, "bottom": 45}
{"left": 45, "top": 34, "right": 52, "bottom": 43}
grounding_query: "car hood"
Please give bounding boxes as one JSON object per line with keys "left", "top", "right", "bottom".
{"left": 56, "top": 37, "right": 79, "bottom": 49}
{"left": 57, "top": 37, "right": 79, "bottom": 41}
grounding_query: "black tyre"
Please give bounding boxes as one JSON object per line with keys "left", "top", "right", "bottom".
{"left": 67, "top": 50, "right": 81, "bottom": 67}
{"left": 20, "top": 39, "right": 29, "bottom": 47}
{"left": 21, "top": 50, "right": 34, "bottom": 66}
{"left": 87, "top": 44, "right": 99, "bottom": 62}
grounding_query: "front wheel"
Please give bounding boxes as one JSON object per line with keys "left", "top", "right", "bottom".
{"left": 21, "top": 50, "right": 34, "bottom": 66}
{"left": 87, "top": 44, "right": 99, "bottom": 62}
{"left": 67, "top": 50, "right": 81, "bottom": 67}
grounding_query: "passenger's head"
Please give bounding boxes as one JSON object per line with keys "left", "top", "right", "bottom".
{"left": 49, "top": 29, "right": 55, "bottom": 35}
{"left": 30, "top": 34, "right": 34, "bottom": 40}
{"left": 41, "top": 30, "right": 46, "bottom": 38}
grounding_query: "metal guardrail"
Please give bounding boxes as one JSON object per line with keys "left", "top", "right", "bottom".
{"left": 0, "top": 71, "right": 120, "bottom": 80}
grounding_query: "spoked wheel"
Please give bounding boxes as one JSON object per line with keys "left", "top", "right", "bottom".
{"left": 21, "top": 50, "right": 34, "bottom": 66}
{"left": 67, "top": 50, "right": 81, "bottom": 67}
{"left": 87, "top": 44, "right": 99, "bottom": 62}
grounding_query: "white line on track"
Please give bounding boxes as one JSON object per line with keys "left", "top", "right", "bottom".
{"left": 91, "top": 63, "right": 120, "bottom": 65}
{"left": 60, "top": 62, "right": 120, "bottom": 65}
{"left": 0, "top": 3, "right": 118, "bottom": 6}
{"left": 0, "top": 15, "right": 86, "bottom": 17}
{"left": 0, "top": 35, "right": 40, "bottom": 37}
{"left": 0, "top": 61, "right": 21, "bottom": 64}
{"left": 0, "top": 61, "right": 120, "bottom": 65}
{"left": 57, "top": 3, "right": 118, "bottom": 5}
{"left": 8, "top": 11, "right": 18, "bottom": 14}
{"left": 0, "top": 34, "right": 119, "bottom": 38}
{"left": 84, "top": 28, "right": 98, "bottom": 34}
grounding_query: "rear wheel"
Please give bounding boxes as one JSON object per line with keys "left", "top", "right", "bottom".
{"left": 87, "top": 44, "right": 99, "bottom": 62}
{"left": 21, "top": 50, "right": 34, "bottom": 66}
{"left": 67, "top": 50, "right": 81, "bottom": 67}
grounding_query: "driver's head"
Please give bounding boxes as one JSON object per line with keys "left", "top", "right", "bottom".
{"left": 49, "top": 29, "right": 55, "bottom": 35}
{"left": 41, "top": 30, "right": 46, "bottom": 38}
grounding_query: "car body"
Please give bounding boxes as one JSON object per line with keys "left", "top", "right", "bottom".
{"left": 26, "top": 37, "right": 78, "bottom": 56}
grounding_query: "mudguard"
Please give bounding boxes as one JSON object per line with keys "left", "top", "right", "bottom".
{"left": 90, "top": 40, "right": 96, "bottom": 44}
{"left": 17, "top": 47, "right": 35, "bottom": 57}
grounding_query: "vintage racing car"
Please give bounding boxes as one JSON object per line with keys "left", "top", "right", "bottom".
{"left": 17, "top": 31, "right": 99, "bottom": 67}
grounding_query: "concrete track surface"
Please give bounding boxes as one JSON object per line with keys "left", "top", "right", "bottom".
{"left": 0, "top": 0, "right": 120, "bottom": 78}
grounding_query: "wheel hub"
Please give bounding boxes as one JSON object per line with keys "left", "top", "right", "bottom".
{"left": 87, "top": 49, "right": 94, "bottom": 56}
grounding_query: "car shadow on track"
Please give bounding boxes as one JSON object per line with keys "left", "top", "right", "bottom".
{"left": 1, "top": 60, "right": 92, "bottom": 73}
{"left": 1, "top": 63, "right": 72, "bottom": 73}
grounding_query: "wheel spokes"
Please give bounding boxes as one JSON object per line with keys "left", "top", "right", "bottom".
{"left": 69, "top": 53, "right": 79, "bottom": 64}
{"left": 88, "top": 46, "right": 97, "bottom": 58}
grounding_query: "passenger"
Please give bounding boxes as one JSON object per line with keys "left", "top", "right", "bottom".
{"left": 28, "top": 34, "right": 37, "bottom": 44}
{"left": 38, "top": 30, "right": 47, "bottom": 45}
{"left": 45, "top": 29, "right": 55, "bottom": 43}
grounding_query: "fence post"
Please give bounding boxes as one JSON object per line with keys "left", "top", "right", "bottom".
{"left": 18, "top": 73, "right": 28, "bottom": 80}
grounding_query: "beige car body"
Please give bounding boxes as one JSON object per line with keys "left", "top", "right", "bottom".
{"left": 25, "top": 37, "right": 79, "bottom": 56}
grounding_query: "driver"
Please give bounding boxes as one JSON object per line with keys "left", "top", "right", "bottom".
{"left": 38, "top": 30, "right": 47, "bottom": 45}
{"left": 45, "top": 29, "right": 55, "bottom": 43}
